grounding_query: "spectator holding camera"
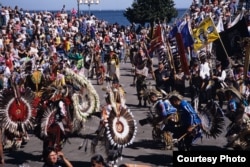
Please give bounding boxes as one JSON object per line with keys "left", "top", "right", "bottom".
{"left": 42, "top": 147, "right": 73, "bottom": 167}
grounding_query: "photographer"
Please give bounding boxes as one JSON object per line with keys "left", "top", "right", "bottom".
{"left": 42, "top": 147, "right": 73, "bottom": 167}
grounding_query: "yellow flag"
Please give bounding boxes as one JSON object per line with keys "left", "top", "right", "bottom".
{"left": 192, "top": 17, "right": 219, "bottom": 51}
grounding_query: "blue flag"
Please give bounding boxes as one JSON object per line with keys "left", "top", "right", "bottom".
{"left": 169, "top": 25, "right": 178, "bottom": 39}
{"left": 181, "top": 22, "right": 194, "bottom": 48}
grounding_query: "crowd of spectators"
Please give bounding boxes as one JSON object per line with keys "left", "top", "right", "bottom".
{"left": 0, "top": 3, "right": 143, "bottom": 91}
{"left": 190, "top": 0, "right": 239, "bottom": 29}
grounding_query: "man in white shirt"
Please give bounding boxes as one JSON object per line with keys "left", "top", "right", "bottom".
{"left": 199, "top": 52, "right": 211, "bottom": 104}
{"left": 199, "top": 54, "right": 210, "bottom": 81}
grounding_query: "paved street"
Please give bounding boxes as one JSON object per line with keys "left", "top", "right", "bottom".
{"left": 3, "top": 58, "right": 229, "bottom": 167}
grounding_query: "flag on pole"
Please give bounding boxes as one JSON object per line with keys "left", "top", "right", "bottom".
{"left": 214, "top": 17, "right": 249, "bottom": 68}
{"left": 177, "top": 20, "right": 191, "bottom": 75}
{"left": 177, "top": 20, "right": 187, "bottom": 33}
{"left": 192, "top": 17, "right": 219, "bottom": 51}
{"left": 168, "top": 25, "right": 178, "bottom": 39}
{"left": 168, "top": 19, "right": 184, "bottom": 39}
{"left": 167, "top": 19, "right": 193, "bottom": 73}
{"left": 181, "top": 22, "right": 194, "bottom": 48}
{"left": 150, "top": 25, "right": 163, "bottom": 52}
{"left": 168, "top": 20, "right": 194, "bottom": 48}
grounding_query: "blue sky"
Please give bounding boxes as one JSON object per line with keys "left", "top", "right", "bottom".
{"left": 0, "top": 0, "right": 192, "bottom": 10}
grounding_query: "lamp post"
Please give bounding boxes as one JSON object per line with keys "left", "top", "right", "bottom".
{"left": 77, "top": 0, "right": 83, "bottom": 18}
{"left": 83, "top": 0, "right": 100, "bottom": 16}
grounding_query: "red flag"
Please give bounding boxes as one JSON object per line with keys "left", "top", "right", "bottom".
{"left": 150, "top": 25, "right": 163, "bottom": 52}
{"left": 176, "top": 33, "right": 190, "bottom": 75}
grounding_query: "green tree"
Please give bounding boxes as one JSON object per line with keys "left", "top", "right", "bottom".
{"left": 124, "top": 0, "right": 178, "bottom": 29}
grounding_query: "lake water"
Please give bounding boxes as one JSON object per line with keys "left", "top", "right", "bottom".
{"left": 88, "top": 8, "right": 189, "bottom": 26}
{"left": 30, "top": 8, "right": 189, "bottom": 26}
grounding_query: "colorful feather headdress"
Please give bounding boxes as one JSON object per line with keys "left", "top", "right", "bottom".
{"left": 64, "top": 68, "right": 100, "bottom": 121}
{"left": 103, "top": 85, "right": 137, "bottom": 148}
{"left": 0, "top": 88, "right": 35, "bottom": 135}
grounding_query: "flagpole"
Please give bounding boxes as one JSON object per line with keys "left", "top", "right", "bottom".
{"left": 166, "top": 39, "right": 176, "bottom": 73}
{"left": 210, "top": 16, "right": 232, "bottom": 67}
{"left": 217, "top": 33, "right": 232, "bottom": 67}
